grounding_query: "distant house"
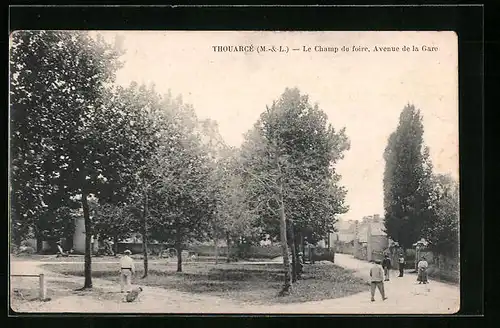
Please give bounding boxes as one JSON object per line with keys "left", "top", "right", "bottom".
{"left": 329, "top": 214, "right": 389, "bottom": 258}
{"left": 73, "top": 215, "right": 99, "bottom": 254}
{"left": 329, "top": 219, "right": 357, "bottom": 244}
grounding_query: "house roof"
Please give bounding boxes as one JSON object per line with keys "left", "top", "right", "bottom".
{"left": 335, "top": 220, "right": 353, "bottom": 231}
{"left": 334, "top": 216, "right": 386, "bottom": 242}
{"left": 356, "top": 220, "right": 386, "bottom": 242}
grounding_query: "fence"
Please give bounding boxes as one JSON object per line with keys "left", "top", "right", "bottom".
{"left": 10, "top": 274, "right": 48, "bottom": 301}
{"left": 189, "top": 244, "right": 283, "bottom": 259}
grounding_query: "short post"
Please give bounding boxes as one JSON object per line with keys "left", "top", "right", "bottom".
{"left": 39, "top": 274, "right": 47, "bottom": 300}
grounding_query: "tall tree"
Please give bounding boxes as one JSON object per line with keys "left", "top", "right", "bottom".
{"left": 199, "top": 121, "right": 259, "bottom": 263}
{"left": 241, "top": 88, "right": 350, "bottom": 293}
{"left": 9, "top": 31, "right": 139, "bottom": 289}
{"left": 383, "top": 104, "right": 433, "bottom": 249}
{"left": 100, "top": 82, "right": 164, "bottom": 277}
{"left": 145, "top": 95, "right": 215, "bottom": 273}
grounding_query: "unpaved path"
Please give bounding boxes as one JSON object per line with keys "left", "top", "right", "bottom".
{"left": 10, "top": 254, "right": 459, "bottom": 314}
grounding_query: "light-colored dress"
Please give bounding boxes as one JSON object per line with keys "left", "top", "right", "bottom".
{"left": 417, "top": 260, "right": 428, "bottom": 282}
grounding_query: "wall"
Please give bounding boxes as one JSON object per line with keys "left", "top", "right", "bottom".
{"left": 354, "top": 244, "right": 368, "bottom": 260}
{"left": 189, "top": 244, "right": 283, "bottom": 259}
{"left": 73, "top": 217, "right": 86, "bottom": 253}
{"left": 190, "top": 245, "right": 229, "bottom": 256}
{"left": 428, "top": 254, "right": 459, "bottom": 283}
{"left": 24, "top": 238, "right": 37, "bottom": 250}
{"left": 353, "top": 235, "right": 388, "bottom": 261}
{"left": 71, "top": 217, "right": 101, "bottom": 254}
{"left": 334, "top": 241, "right": 354, "bottom": 255}
{"left": 371, "top": 235, "right": 389, "bottom": 253}
{"left": 116, "top": 242, "right": 172, "bottom": 255}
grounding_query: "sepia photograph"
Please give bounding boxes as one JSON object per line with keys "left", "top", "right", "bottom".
{"left": 9, "top": 30, "right": 460, "bottom": 314}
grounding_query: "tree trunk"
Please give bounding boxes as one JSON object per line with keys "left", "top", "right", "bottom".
{"left": 214, "top": 237, "right": 219, "bottom": 265}
{"left": 35, "top": 226, "right": 43, "bottom": 254}
{"left": 290, "top": 224, "right": 302, "bottom": 279}
{"left": 176, "top": 226, "right": 183, "bottom": 272}
{"left": 142, "top": 190, "right": 149, "bottom": 278}
{"left": 294, "top": 229, "right": 302, "bottom": 277}
{"left": 290, "top": 239, "right": 297, "bottom": 283}
{"left": 301, "top": 232, "right": 305, "bottom": 257}
{"left": 81, "top": 190, "right": 92, "bottom": 289}
{"left": 278, "top": 188, "right": 292, "bottom": 295}
{"left": 142, "top": 191, "right": 148, "bottom": 278}
{"left": 13, "top": 229, "right": 22, "bottom": 249}
{"left": 287, "top": 220, "right": 297, "bottom": 283}
{"left": 176, "top": 242, "right": 183, "bottom": 273}
{"left": 226, "top": 231, "right": 231, "bottom": 263}
{"left": 113, "top": 234, "right": 118, "bottom": 255}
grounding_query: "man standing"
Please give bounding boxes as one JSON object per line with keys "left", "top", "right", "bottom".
{"left": 119, "top": 249, "right": 135, "bottom": 293}
{"left": 382, "top": 254, "right": 392, "bottom": 281}
{"left": 398, "top": 253, "right": 405, "bottom": 277}
{"left": 369, "top": 260, "right": 387, "bottom": 302}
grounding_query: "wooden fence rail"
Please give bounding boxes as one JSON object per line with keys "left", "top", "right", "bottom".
{"left": 10, "top": 273, "right": 47, "bottom": 300}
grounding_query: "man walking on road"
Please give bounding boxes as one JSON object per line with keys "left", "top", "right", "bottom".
{"left": 119, "top": 249, "right": 135, "bottom": 293}
{"left": 369, "top": 260, "right": 387, "bottom": 302}
{"left": 382, "top": 254, "right": 391, "bottom": 281}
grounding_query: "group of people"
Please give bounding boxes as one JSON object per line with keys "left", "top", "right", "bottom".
{"left": 369, "top": 253, "right": 429, "bottom": 302}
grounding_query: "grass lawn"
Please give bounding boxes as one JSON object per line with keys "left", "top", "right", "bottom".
{"left": 41, "top": 261, "right": 367, "bottom": 304}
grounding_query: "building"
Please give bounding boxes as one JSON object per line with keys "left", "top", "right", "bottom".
{"left": 330, "top": 214, "right": 389, "bottom": 260}
{"left": 329, "top": 219, "right": 357, "bottom": 244}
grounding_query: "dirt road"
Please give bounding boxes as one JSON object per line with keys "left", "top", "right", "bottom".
{"left": 10, "top": 254, "right": 459, "bottom": 314}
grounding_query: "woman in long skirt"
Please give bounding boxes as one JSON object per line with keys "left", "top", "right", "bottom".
{"left": 417, "top": 256, "right": 429, "bottom": 284}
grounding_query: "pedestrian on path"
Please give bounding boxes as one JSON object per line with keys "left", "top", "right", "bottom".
{"left": 119, "top": 249, "right": 135, "bottom": 293}
{"left": 369, "top": 260, "right": 387, "bottom": 302}
{"left": 382, "top": 254, "right": 391, "bottom": 281}
{"left": 398, "top": 253, "right": 405, "bottom": 277}
{"left": 417, "top": 256, "right": 429, "bottom": 284}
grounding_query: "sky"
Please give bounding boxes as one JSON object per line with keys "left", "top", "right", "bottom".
{"left": 100, "top": 31, "right": 458, "bottom": 222}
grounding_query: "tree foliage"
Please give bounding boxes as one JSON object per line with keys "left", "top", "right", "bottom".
{"left": 241, "top": 88, "right": 350, "bottom": 292}
{"left": 242, "top": 88, "right": 350, "bottom": 242}
{"left": 422, "top": 174, "right": 459, "bottom": 257}
{"left": 383, "top": 104, "right": 434, "bottom": 249}
{"left": 10, "top": 31, "right": 133, "bottom": 288}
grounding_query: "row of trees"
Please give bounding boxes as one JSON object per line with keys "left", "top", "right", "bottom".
{"left": 383, "top": 104, "right": 459, "bottom": 258}
{"left": 10, "top": 31, "right": 350, "bottom": 294}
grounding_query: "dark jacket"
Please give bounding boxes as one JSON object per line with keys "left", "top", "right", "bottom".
{"left": 382, "top": 258, "right": 391, "bottom": 269}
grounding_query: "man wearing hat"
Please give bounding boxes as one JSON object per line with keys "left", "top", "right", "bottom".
{"left": 119, "top": 250, "right": 135, "bottom": 293}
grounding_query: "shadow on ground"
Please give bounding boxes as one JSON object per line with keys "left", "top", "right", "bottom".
{"left": 42, "top": 262, "right": 367, "bottom": 304}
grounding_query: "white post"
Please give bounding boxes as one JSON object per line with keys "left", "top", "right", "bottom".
{"left": 39, "top": 274, "right": 46, "bottom": 300}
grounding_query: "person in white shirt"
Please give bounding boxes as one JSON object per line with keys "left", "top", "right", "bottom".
{"left": 369, "top": 260, "right": 387, "bottom": 301}
{"left": 119, "top": 250, "right": 135, "bottom": 292}
{"left": 417, "top": 256, "right": 429, "bottom": 284}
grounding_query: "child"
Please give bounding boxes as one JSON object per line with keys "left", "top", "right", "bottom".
{"left": 398, "top": 253, "right": 405, "bottom": 277}
{"left": 382, "top": 254, "right": 392, "bottom": 281}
